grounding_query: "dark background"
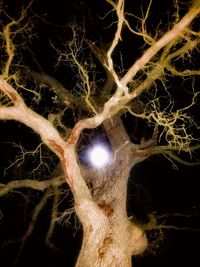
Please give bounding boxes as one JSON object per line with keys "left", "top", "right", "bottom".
{"left": 0, "top": 0, "right": 200, "bottom": 266}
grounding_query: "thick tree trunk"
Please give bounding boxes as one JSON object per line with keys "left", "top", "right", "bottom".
{"left": 75, "top": 208, "right": 147, "bottom": 267}
{"left": 74, "top": 116, "right": 148, "bottom": 267}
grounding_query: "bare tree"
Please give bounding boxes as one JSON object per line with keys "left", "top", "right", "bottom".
{"left": 0, "top": 0, "right": 200, "bottom": 266}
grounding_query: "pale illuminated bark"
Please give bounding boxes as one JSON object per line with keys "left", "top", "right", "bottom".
{"left": 0, "top": 1, "right": 200, "bottom": 266}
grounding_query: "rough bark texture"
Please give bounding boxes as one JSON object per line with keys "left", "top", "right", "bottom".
{"left": 75, "top": 115, "right": 148, "bottom": 267}
{"left": 76, "top": 220, "right": 147, "bottom": 267}
{"left": 1, "top": 2, "right": 198, "bottom": 266}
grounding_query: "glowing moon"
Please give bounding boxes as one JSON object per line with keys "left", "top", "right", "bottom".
{"left": 89, "top": 144, "right": 111, "bottom": 168}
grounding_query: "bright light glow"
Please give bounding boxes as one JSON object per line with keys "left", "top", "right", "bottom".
{"left": 89, "top": 144, "right": 111, "bottom": 168}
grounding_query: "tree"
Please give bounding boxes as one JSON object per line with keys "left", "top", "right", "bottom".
{"left": 0, "top": 0, "right": 200, "bottom": 266}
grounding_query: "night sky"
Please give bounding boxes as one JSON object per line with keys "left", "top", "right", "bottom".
{"left": 0, "top": 0, "right": 200, "bottom": 266}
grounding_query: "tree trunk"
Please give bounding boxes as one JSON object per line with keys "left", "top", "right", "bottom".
{"left": 74, "top": 116, "right": 148, "bottom": 267}
{"left": 75, "top": 203, "right": 147, "bottom": 267}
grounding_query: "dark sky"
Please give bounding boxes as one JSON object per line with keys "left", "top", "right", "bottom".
{"left": 0, "top": 0, "right": 200, "bottom": 267}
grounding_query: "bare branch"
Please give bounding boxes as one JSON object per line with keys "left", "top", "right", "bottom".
{"left": 0, "top": 78, "right": 25, "bottom": 105}
{"left": 85, "top": 40, "right": 115, "bottom": 101}
{"left": 105, "top": 0, "right": 124, "bottom": 66}
{"left": 104, "top": 0, "right": 129, "bottom": 95}
{"left": 0, "top": 176, "right": 65, "bottom": 197}
{"left": 45, "top": 186, "right": 63, "bottom": 252}
{"left": 121, "top": 4, "right": 200, "bottom": 86}
{"left": 143, "top": 211, "right": 200, "bottom": 233}
{"left": 0, "top": 78, "right": 66, "bottom": 156}
{"left": 160, "top": 151, "right": 200, "bottom": 167}
{"left": 23, "top": 68, "right": 71, "bottom": 106}
{"left": 14, "top": 188, "right": 50, "bottom": 264}
{"left": 1, "top": 0, "right": 33, "bottom": 77}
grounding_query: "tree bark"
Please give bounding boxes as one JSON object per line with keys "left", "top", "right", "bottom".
{"left": 75, "top": 116, "right": 147, "bottom": 267}
{"left": 75, "top": 204, "right": 147, "bottom": 267}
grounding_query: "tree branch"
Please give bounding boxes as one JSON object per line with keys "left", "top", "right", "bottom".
{"left": 0, "top": 176, "right": 65, "bottom": 197}
{"left": 121, "top": 3, "right": 200, "bottom": 86}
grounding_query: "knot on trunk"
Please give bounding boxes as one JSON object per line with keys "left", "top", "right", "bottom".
{"left": 129, "top": 223, "right": 148, "bottom": 255}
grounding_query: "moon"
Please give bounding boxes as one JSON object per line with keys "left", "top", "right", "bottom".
{"left": 88, "top": 144, "right": 111, "bottom": 168}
